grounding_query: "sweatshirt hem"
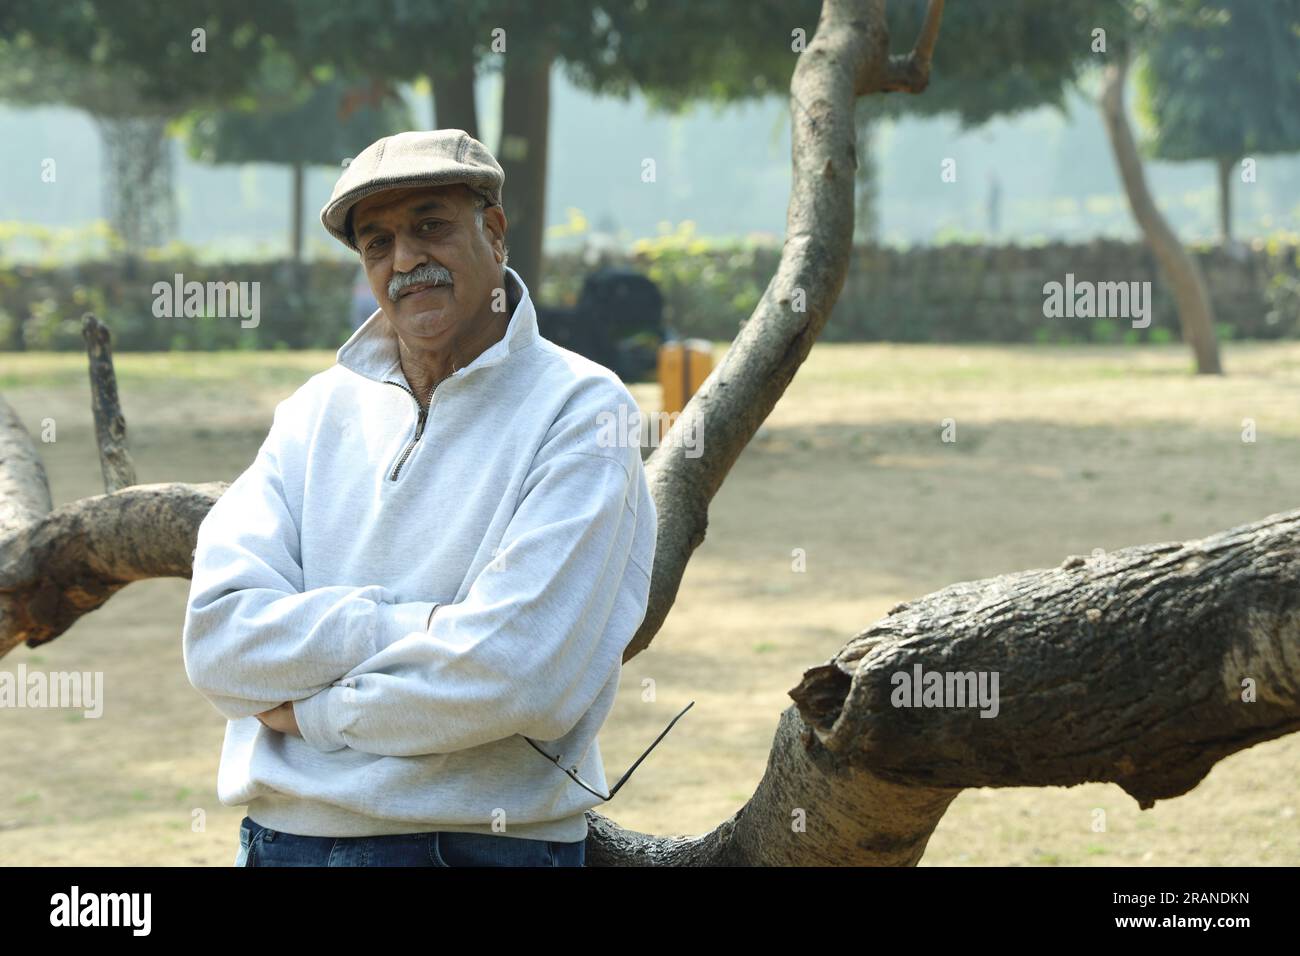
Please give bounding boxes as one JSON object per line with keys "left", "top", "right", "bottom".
{"left": 245, "top": 794, "right": 590, "bottom": 843}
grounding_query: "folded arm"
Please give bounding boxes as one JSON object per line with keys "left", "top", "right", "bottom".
{"left": 294, "top": 447, "right": 652, "bottom": 756}
{"left": 182, "top": 400, "right": 436, "bottom": 721}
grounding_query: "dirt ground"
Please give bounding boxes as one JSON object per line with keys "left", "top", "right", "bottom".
{"left": 1, "top": 341, "right": 1297, "bottom": 866}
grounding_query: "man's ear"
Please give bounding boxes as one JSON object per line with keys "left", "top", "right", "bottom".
{"left": 486, "top": 205, "right": 508, "bottom": 263}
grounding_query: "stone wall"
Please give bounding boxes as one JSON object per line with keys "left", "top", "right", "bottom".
{"left": 821, "top": 240, "right": 1300, "bottom": 343}
{"left": 3, "top": 240, "right": 1297, "bottom": 351}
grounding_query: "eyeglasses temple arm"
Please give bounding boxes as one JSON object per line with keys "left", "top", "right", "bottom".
{"left": 604, "top": 700, "right": 695, "bottom": 801}
{"left": 523, "top": 700, "right": 695, "bottom": 802}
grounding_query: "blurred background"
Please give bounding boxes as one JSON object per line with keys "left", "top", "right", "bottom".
{"left": 0, "top": 0, "right": 1297, "bottom": 866}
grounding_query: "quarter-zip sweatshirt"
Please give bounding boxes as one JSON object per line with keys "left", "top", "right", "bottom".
{"left": 181, "top": 265, "right": 657, "bottom": 843}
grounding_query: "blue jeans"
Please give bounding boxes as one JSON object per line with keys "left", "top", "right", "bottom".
{"left": 234, "top": 815, "right": 585, "bottom": 867}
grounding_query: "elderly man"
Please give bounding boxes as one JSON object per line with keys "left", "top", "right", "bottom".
{"left": 182, "top": 129, "right": 657, "bottom": 867}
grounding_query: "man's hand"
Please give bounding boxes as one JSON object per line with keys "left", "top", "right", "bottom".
{"left": 256, "top": 701, "right": 302, "bottom": 737}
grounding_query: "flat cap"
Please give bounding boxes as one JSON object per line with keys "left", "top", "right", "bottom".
{"left": 321, "top": 129, "right": 505, "bottom": 251}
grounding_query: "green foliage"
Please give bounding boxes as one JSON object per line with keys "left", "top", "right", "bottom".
{"left": 563, "top": 1, "right": 821, "bottom": 109}
{"left": 1264, "top": 245, "right": 1300, "bottom": 335}
{"left": 1137, "top": 0, "right": 1300, "bottom": 163}
{"left": 576, "top": 0, "right": 1129, "bottom": 124}
{"left": 879, "top": 0, "right": 1130, "bottom": 125}
{"left": 283, "top": 1, "right": 534, "bottom": 84}
{"left": 0, "top": 32, "right": 178, "bottom": 118}
{"left": 183, "top": 75, "right": 414, "bottom": 168}
{"left": 628, "top": 223, "right": 770, "bottom": 339}
{"left": 0, "top": 259, "right": 359, "bottom": 352}
{"left": 1092, "top": 317, "right": 1122, "bottom": 342}
{"left": 0, "top": 0, "right": 290, "bottom": 107}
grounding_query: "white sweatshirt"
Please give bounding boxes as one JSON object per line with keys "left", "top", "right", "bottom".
{"left": 181, "top": 265, "right": 657, "bottom": 843}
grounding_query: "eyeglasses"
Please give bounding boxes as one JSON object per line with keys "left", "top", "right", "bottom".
{"left": 523, "top": 700, "right": 695, "bottom": 802}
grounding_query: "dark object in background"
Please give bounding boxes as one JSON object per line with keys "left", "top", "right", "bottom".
{"left": 535, "top": 267, "right": 664, "bottom": 382}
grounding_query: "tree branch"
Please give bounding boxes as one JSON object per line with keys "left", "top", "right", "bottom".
{"left": 790, "top": 507, "right": 1300, "bottom": 809}
{"left": 0, "top": 396, "right": 52, "bottom": 538}
{"left": 584, "top": 509, "right": 1300, "bottom": 864}
{"left": 1098, "top": 47, "right": 1223, "bottom": 374}
{"left": 883, "top": 0, "right": 945, "bottom": 92}
{"left": 81, "top": 312, "right": 137, "bottom": 493}
{"left": 0, "top": 480, "right": 225, "bottom": 655}
{"left": 628, "top": 0, "right": 889, "bottom": 659}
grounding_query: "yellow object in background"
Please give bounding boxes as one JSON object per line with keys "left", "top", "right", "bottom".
{"left": 657, "top": 339, "right": 713, "bottom": 441}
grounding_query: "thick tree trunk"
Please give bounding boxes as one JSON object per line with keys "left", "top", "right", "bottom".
{"left": 429, "top": 58, "right": 479, "bottom": 138}
{"left": 3, "top": 0, "right": 1295, "bottom": 866}
{"left": 497, "top": 48, "right": 554, "bottom": 291}
{"left": 1099, "top": 52, "right": 1223, "bottom": 375}
{"left": 1217, "top": 155, "right": 1233, "bottom": 245}
{"left": 790, "top": 514, "right": 1300, "bottom": 809}
{"left": 629, "top": 0, "right": 905, "bottom": 653}
{"left": 93, "top": 115, "right": 177, "bottom": 252}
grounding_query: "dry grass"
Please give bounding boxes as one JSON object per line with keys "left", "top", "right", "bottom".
{"left": 1, "top": 341, "right": 1297, "bottom": 865}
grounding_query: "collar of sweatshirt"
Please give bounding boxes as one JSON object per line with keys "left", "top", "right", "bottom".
{"left": 337, "top": 264, "right": 538, "bottom": 385}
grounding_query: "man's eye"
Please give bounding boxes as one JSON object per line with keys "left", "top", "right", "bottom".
{"left": 366, "top": 236, "right": 390, "bottom": 253}
{"left": 419, "top": 220, "right": 447, "bottom": 233}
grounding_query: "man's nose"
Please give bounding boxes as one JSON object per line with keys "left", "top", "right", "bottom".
{"left": 392, "top": 231, "right": 429, "bottom": 277}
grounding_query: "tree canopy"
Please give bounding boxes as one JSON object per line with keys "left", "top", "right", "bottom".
{"left": 1137, "top": 0, "right": 1300, "bottom": 162}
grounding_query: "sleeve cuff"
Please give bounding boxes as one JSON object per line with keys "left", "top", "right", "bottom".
{"left": 294, "top": 689, "right": 348, "bottom": 752}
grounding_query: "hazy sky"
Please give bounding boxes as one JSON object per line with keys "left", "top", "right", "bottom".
{"left": 2, "top": 65, "right": 1297, "bottom": 262}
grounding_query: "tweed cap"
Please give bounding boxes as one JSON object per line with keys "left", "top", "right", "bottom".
{"left": 321, "top": 129, "right": 505, "bottom": 251}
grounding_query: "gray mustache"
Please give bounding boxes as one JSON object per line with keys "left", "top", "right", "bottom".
{"left": 389, "top": 263, "right": 453, "bottom": 301}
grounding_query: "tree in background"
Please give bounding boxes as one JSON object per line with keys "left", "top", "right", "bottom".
{"left": 286, "top": 1, "right": 834, "bottom": 288}
{"left": 1137, "top": 0, "right": 1300, "bottom": 245}
{"left": 872, "top": 0, "right": 1244, "bottom": 374}
{"left": 877, "top": 0, "right": 1129, "bottom": 122}
{"left": 0, "top": 0, "right": 290, "bottom": 255}
{"left": 0, "top": 34, "right": 181, "bottom": 251}
{"left": 182, "top": 71, "right": 414, "bottom": 262}
{"left": 8, "top": 0, "right": 1119, "bottom": 287}
{"left": 850, "top": 0, "right": 1227, "bottom": 374}
{"left": 1099, "top": 0, "right": 1231, "bottom": 374}
{"left": 864, "top": 0, "right": 1130, "bottom": 243}
{"left": 0, "top": 0, "right": 1277, "bottom": 382}
{"left": 279, "top": 1, "right": 553, "bottom": 272}
{"left": 283, "top": 0, "right": 488, "bottom": 139}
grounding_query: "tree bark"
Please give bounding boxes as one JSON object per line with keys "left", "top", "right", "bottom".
{"left": 430, "top": 57, "right": 479, "bottom": 138}
{"left": 790, "top": 512, "right": 1300, "bottom": 810}
{"left": 93, "top": 115, "right": 177, "bottom": 253}
{"left": 1217, "top": 155, "right": 1233, "bottom": 246}
{"left": 628, "top": 0, "right": 908, "bottom": 655}
{"left": 497, "top": 47, "right": 554, "bottom": 291}
{"left": 1099, "top": 52, "right": 1223, "bottom": 374}
{"left": 2, "top": 0, "right": 1295, "bottom": 866}
{"left": 0, "top": 473, "right": 223, "bottom": 657}
{"left": 81, "top": 314, "right": 137, "bottom": 494}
